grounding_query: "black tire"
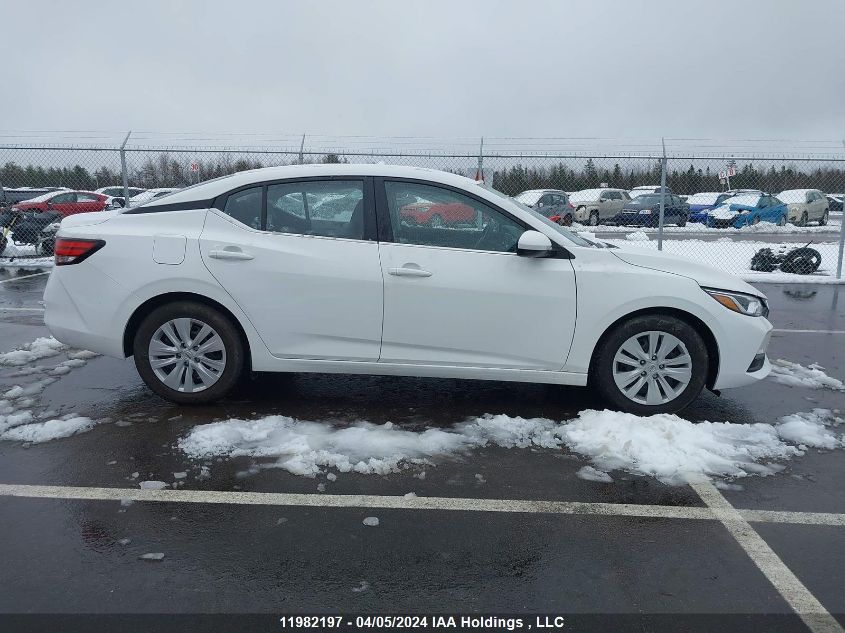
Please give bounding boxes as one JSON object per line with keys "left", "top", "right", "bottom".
{"left": 677, "top": 214, "right": 687, "bottom": 227}
{"left": 588, "top": 211, "right": 599, "bottom": 226}
{"left": 560, "top": 214, "right": 573, "bottom": 226}
{"left": 800, "top": 211, "right": 808, "bottom": 227}
{"left": 0, "top": 235, "right": 6, "bottom": 256}
{"left": 819, "top": 210, "right": 829, "bottom": 226}
{"left": 429, "top": 214, "right": 444, "bottom": 228}
{"left": 133, "top": 300, "right": 245, "bottom": 404}
{"left": 590, "top": 314, "right": 708, "bottom": 415}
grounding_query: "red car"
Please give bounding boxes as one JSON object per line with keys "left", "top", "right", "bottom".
{"left": 400, "top": 201, "right": 476, "bottom": 227}
{"left": 12, "top": 190, "right": 115, "bottom": 217}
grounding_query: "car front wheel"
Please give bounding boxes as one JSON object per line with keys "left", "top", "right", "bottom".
{"left": 133, "top": 301, "right": 245, "bottom": 404}
{"left": 591, "top": 315, "right": 708, "bottom": 415}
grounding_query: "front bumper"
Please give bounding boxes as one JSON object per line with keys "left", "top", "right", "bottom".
{"left": 712, "top": 315, "right": 773, "bottom": 390}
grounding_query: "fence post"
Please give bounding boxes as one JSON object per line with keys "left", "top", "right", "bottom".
{"left": 298, "top": 134, "right": 306, "bottom": 165}
{"left": 837, "top": 193, "right": 845, "bottom": 279}
{"left": 476, "top": 137, "right": 484, "bottom": 182}
{"left": 657, "top": 138, "right": 667, "bottom": 251}
{"left": 120, "top": 130, "right": 131, "bottom": 207}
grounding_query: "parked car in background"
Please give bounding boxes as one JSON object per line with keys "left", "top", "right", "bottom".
{"left": 127, "top": 187, "right": 180, "bottom": 207}
{"left": 95, "top": 186, "right": 146, "bottom": 207}
{"left": 708, "top": 193, "right": 787, "bottom": 229}
{"left": 777, "top": 189, "right": 830, "bottom": 226}
{"left": 44, "top": 163, "right": 773, "bottom": 415}
{"left": 612, "top": 193, "right": 689, "bottom": 227}
{"left": 629, "top": 185, "right": 673, "bottom": 199}
{"left": 11, "top": 190, "right": 117, "bottom": 216}
{"left": 686, "top": 192, "right": 733, "bottom": 224}
{"left": 400, "top": 200, "right": 475, "bottom": 226}
{"left": 567, "top": 188, "right": 630, "bottom": 225}
{"left": 513, "top": 189, "right": 571, "bottom": 224}
{"left": 826, "top": 194, "right": 843, "bottom": 212}
{"left": 1, "top": 186, "right": 68, "bottom": 210}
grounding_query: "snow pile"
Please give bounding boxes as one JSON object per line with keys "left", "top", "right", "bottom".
{"left": 625, "top": 231, "right": 650, "bottom": 241}
{"left": 1, "top": 415, "right": 98, "bottom": 443}
{"left": 769, "top": 359, "right": 845, "bottom": 391}
{"left": 0, "top": 337, "right": 66, "bottom": 366}
{"left": 178, "top": 409, "right": 845, "bottom": 485}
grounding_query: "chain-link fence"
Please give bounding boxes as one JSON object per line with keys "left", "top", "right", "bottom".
{"left": 1, "top": 139, "right": 843, "bottom": 280}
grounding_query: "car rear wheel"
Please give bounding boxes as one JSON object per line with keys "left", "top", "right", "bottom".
{"left": 819, "top": 210, "right": 829, "bottom": 226}
{"left": 800, "top": 211, "right": 808, "bottom": 227}
{"left": 588, "top": 211, "right": 599, "bottom": 226}
{"left": 429, "top": 215, "right": 444, "bottom": 228}
{"left": 676, "top": 214, "right": 687, "bottom": 227}
{"left": 560, "top": 214, "right": 573, "bottom": 226}
{"left": 777, "top": 215, "right": 787, "bottom": 226}
{"left": 591, "top": 315, "right": 708, "bottom": 415}
{"left": 0, "top": 235, "right": 6, "bottom": 255}
{"left": 133, "top": 301, "right": 245, "bottom": 404}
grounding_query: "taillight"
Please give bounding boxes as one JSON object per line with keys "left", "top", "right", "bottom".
{"left": 54, "top": 238, "right": 105, "bottom": 266}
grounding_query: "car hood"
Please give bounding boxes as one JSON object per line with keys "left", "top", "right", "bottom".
{"left": 711, "top": 204, "right": 754, "bottom": 219}
{"left": 688, "top": 204, "right": 715, "bottom": 212}
{"left": 610, "top": 246, "right": 763, "bottom": 296}
{"left": 59, "top": 210, "right": 118, "bottom": 228}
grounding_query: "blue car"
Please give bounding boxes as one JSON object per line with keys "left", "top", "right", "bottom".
{"left": 685, "top": 192, "right": 733, "bottom": 224}
{"left": 707, "top": 193, "right": 788, "bottom": 228}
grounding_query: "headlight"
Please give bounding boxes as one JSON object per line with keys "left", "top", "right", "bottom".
{"left": 703, "top": 287, "right": 768, "bottom": 317}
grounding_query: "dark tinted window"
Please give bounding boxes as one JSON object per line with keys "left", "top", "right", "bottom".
{"left": 266, "top": 180, "right": 365, "bottom": 239}
{"left": 223, "top": 186, "right": 262, "bottom": 229}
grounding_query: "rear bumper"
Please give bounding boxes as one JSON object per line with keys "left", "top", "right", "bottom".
{"left": 44, "top": 265, "right": 131, "bottom": 358}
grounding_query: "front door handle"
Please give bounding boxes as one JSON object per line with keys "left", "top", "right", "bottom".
{"left": 388, "top": 266, "right": 432, "bottom": 278}
{"left": 209, "top": 248, "right": 254, "bottom": 261}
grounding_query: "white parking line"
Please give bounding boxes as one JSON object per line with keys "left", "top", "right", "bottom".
{"left": 772, "top": 328, "right": 845, "bottom": 335}
{"left": 0, "top": 306, "right": 45, "bottom": 311}
{"left": 691, "top": 480, "right": 844, "bottom": 633}
{"left": 0, "top": 271, "right": 49, "bottom": 284}
{"left": 1, "top": 483, "right": 845, "bottom": 527}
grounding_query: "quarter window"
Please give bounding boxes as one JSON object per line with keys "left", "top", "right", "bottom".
{"left": 266, "top": 180, "right": 364, "bottom": 239}
{"left": 384, "top": 181, "right": 524, "bottom": 253}
{"left": 223, "top": 186, "right": 262, "bottom": 229}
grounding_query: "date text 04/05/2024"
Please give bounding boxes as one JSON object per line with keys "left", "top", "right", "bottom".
{"left": 277, "top": 616, "right": 566, "bottom": 630}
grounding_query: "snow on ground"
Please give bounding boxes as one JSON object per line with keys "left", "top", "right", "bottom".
{"left": 0, "top": 337, "right": 102, "bottom": 443}
{"left": 179, "top": 408, "right": 845, "bottom": 485}
{"left": 604, "top": 237, "right": 845, "bottom": 284}
{"left": 769, "top": 360, "right": 845, "bottom": 391}
{"left": 0, "top": 337, "right": 66, "bottom": 367}
{"left": 579, "top": 220, "right": 841, "bottom": 235}
{"left": 0, "top": 256, "right": 53, "bottom": 269}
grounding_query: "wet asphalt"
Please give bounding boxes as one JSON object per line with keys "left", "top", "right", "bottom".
{"left": 0, "top": 267, "right": 843, "bottom": 631}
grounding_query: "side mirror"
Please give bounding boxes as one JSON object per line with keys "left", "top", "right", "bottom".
{"left": 517, "top": 230, "right": 553, "bottom": 258}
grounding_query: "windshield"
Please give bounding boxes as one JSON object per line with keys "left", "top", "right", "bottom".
{"left": 629, "top": 188, "right": 656, "bottom": 198}
{"left": 777, "top": 190, "right": 807, "bottom": 203}
{"left": 569, "top": 188, "right": 604, "bottom": 203}
{"left": 723, "top": 194, "right": 761, "bottom": 207}
{"left": 686, "top": 193, "right": 720, "bottom": 205}
{"left": 19, "top": 191, "right": 61, "bottom": 203}
{"left": 631, "top": 194, "right": 664, "bottom": 205}
{"left": 513, "top": 191, "right": 544, "bottom": 206}
{"left": 485, "top": 186, "right": 596, "bottom": 247}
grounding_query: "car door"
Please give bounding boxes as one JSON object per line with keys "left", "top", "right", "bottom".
{"left": 810, "top": 191, "right": 825, "bottom": 220}
{"left": 376, "top": 178, "right": 576, "bottom": 370}
{"left": 48, "top": 192, "right": 77, "bottom": 216}
{"left": 199, "top": 178, "right": 384, "bottom": 362}
{"left": 75, "top": 192, "right": 103, "bottom": 214}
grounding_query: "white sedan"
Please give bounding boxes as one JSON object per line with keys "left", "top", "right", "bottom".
{"left": 44, "top": 164, "right": 772, "bottom": 414}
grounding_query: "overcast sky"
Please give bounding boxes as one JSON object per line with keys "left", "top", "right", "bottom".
{"left": 2, "top": 0, "right": 844, "bottom": 149}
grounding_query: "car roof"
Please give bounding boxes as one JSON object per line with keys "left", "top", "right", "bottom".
{"left": 143, "top": 164, "right": 484, "bottom": 208}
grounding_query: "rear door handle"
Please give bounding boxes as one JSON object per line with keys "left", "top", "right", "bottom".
{"left": 209, "top": 248, "right": 254, "bottom": 261}
{"left": 388, "top": 267, "right": 432, "bottom": 278}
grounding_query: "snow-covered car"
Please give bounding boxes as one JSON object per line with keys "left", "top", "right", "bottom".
{"left": 44, "top": 164, "right": 772, "bottom": 415}
{"left": 629, "top": 185, "right": 673, "bottom": 199}
{"left": 776, "top": 189, "right": 830, "bottom": 226}
{"left": 686, "top": 192, "right": 733, "bottom": 224}
{"left": 708, "top": 193, "right": 788, "bottom": 229}
{"left": 513, "top": 189, "right": 571, "bottom": 224}
{"left": 95, "top": 186, "right": 146, "bottom": 207}
{"left": 826, "top": 194, "right": 843, "bottom": 212}
{"left": 567, "top": 188, "right": 631, "bottom": 225}
{"left": 127, "top": 188, "right": 180, "bottom": 207}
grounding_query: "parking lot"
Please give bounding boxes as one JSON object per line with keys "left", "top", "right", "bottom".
{"left": 0, "top": 266, "right": 844, "bottom": 632}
